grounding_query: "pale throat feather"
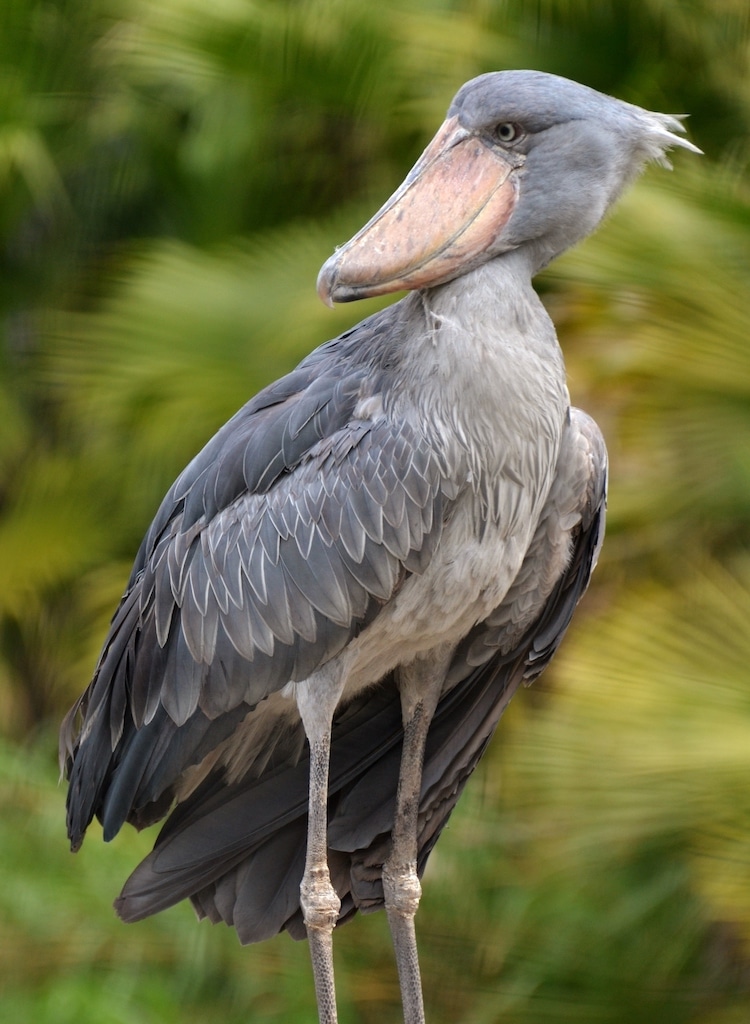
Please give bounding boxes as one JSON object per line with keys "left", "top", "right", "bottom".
{"left": 392, "top": 256, "right": 570, "bottom": 521}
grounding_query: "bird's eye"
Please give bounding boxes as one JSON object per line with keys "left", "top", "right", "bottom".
{"left": 495, "top": 122, "right": 520, "bottom": 144}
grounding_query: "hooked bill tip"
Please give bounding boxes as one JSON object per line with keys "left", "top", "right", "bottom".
{"left": 316, "top": 258, "right": 337, "bottom": 308}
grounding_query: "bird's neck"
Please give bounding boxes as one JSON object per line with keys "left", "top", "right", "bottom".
{"left": 391, "top": 253, "right": 567, "bottom": 419}
{"left": 380, "top": 254, "right": 570, "bottom": 505}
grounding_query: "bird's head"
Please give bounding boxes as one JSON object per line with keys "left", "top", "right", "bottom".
{"left": 317, "top": 70, "right": 701, "bottom": 305}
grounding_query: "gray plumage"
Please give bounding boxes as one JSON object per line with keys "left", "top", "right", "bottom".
{"left": 61, "top": 69, "right": 698, "bottom": 1023}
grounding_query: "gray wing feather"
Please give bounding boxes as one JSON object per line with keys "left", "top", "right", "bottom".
{"left": 452, "top": 407, "right": 606, "bottom": 679}
{"left": 63, "top": 309, "right": 450, "bottom": 850}
{"left": 111, "top": 417, "right": 606, "bottom": 937}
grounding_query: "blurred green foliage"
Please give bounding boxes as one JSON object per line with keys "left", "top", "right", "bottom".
{"left": 1, "top": 0, "right": 749, "bottom": 1020}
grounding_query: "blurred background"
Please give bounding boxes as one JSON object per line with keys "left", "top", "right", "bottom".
{"left": 1, "top": 0, "right": 749, "bottom": 1020}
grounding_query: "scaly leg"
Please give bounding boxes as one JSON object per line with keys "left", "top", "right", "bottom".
{"left": 296, "top": 669, "right": 346, "bottom": 1024}
{"left": 383, "top": 654, "right": 446, "bottom": 1024}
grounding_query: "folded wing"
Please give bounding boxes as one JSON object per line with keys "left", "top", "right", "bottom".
{"left": 62, "top": 309, "right": 455, "bottom": 852}
{"left": 113, "top": 409, "right": 606, "bottom": 943}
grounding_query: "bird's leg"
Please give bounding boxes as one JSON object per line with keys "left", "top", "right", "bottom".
{"left": 296, "top": 669, "right": 346, "bottom": 1024}
{"left": 384, "top": 652, "right": 448, "bottom": 1024}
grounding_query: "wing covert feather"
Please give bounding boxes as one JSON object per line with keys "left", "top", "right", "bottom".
{"left": 112, "top": 426, "right": 606, "bottom": 938}
{"left": 63, "top": 312, "right": 452, "bottom": 850}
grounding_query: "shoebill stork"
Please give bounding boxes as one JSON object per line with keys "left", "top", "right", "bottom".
{"left": 61, "top": 71, "right": 699, "bottom": 1024}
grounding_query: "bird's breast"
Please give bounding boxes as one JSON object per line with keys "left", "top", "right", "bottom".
{"left": 349, "top": 282, "right": 568, "bottom": 692}
{"left": 338, "top": 409, "right": 567, "bottom": 700}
